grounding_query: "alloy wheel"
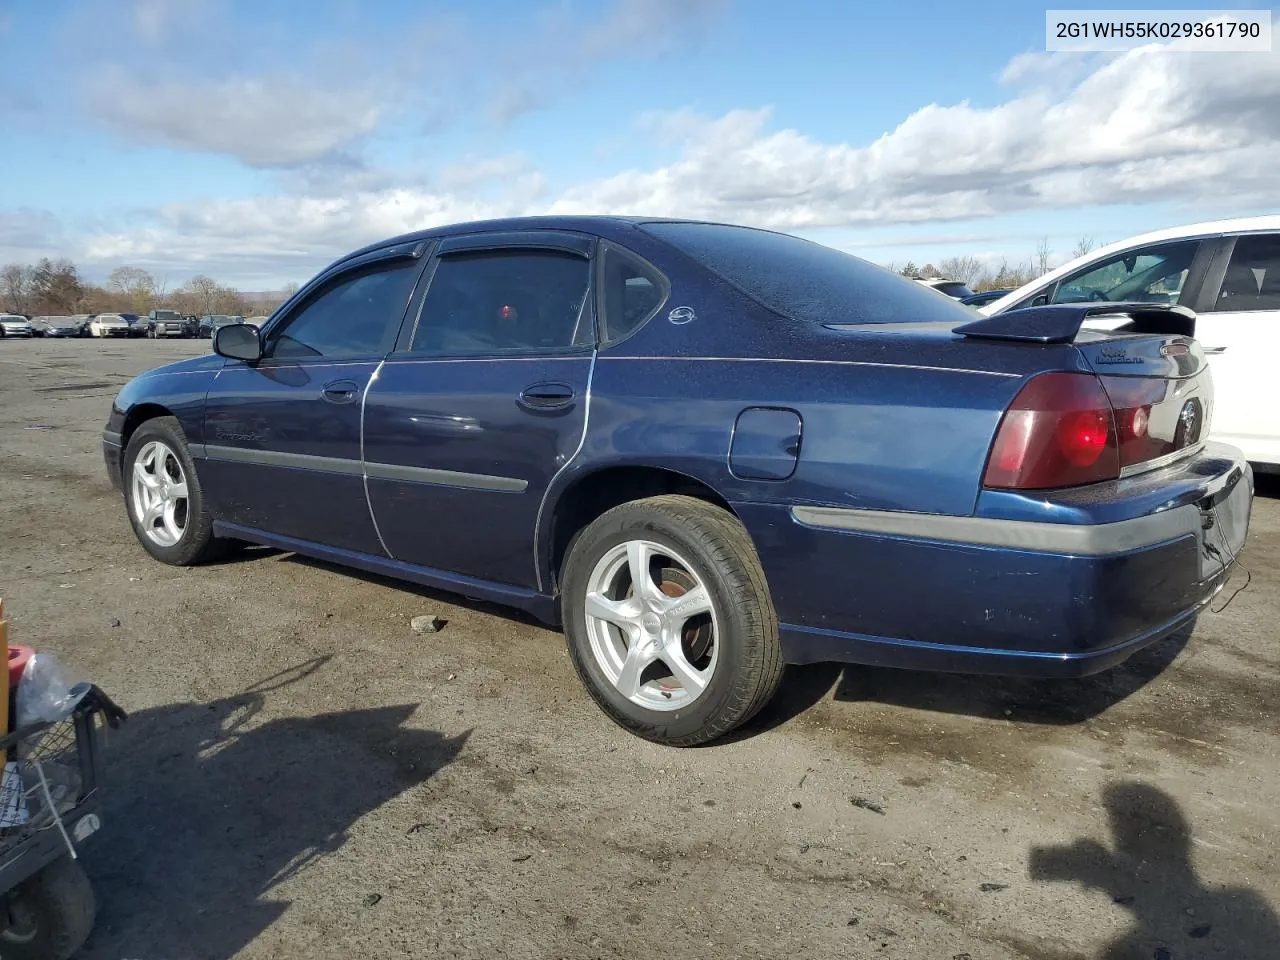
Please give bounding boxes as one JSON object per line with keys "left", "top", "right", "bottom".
{"left": 130, "top": 440, "right": 189, "bottom": 547}
{"left": 582, "top": 539, "right": 719, "bottom": 711}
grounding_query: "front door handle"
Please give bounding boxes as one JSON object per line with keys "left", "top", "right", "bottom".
{"left": 321, "top": 379, "right": 360, "bottom": 404}
{"left": 1203, "top": 346, "right": 1228, "bottom": 355}
{"left": 518, "top": 382, "right": 576, "bottom": 411}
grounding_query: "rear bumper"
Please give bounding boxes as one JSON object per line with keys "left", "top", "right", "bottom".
{"left": 740, "top": 443, "right": 1253, "bottom": 677}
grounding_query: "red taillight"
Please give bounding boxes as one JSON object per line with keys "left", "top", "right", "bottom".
{"left": 983, "top": 373, "right": 1120, "bottom": 489}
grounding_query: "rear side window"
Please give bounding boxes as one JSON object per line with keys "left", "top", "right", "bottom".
{"left": 1209, "top": 234, "right": 1280, "bottom": 312}
{"left": 410, "top": 250, "right": 592, "bottom": 356}
{"left": 640, "top": 221, "right": 974, "bottom": 325}
{"left": 266, "top": 260, "right": 419, "bottom": 361}
{"left": 598, "top": 245, "right": 668, "bottom": 343}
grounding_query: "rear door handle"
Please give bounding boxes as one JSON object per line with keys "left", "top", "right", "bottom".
{"left": 518, "top": 382, "right": 576, "bottom": 411}
{"left": 1203, "top": 346, "right": 1228, "bottom": 355}
{"left": 321, "top": 379, "right": 360, "bottom": 404}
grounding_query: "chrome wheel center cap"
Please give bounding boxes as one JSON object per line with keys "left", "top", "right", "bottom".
{"left": 641, "top": 613, "right": 662, "bottom": 636}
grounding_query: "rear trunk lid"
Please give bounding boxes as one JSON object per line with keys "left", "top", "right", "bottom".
{"left": 955, "top": 303, "right": 1213, "bottom": 477}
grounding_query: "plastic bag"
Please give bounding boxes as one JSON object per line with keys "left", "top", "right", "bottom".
{"left": 15, "top": 653, "right": 90, "bottom": 728}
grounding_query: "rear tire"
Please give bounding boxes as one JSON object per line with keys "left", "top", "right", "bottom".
{"left": 562, "top": 495, "right": 783, "bottom": 746}
{"left": 122, "top": 416, "right": 229, "bottom": 565}
{"left": 0, "top": 856, "right": 95, "bottom": 960}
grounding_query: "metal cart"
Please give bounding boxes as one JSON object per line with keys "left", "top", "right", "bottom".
{"left": 0, "top": 691, "right": 124, "bottom": 960}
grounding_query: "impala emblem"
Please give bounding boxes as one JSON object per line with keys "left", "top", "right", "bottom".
{"left": 668, "top": 306, "right": 695, "bottom": 325}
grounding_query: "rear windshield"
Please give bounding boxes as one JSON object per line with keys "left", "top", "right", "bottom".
{"left": 640, "top": 221, "right": 975, "bottom": 325}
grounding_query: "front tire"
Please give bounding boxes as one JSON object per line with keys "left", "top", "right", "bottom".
{"left": 562, "top": 495, "right": 783, "bottom": 746}
{"left": 0, "top": 856, "right": 95, "bottom": 960}
{"left": 122, "top": 416, "right": 225, "bottom": 565}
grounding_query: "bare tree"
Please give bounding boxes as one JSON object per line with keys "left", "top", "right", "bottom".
{"left": 107, "top": 265, "right": 158, "bottom": 314}
{"left": 918, "top": 263, "right": 941, "bottom": 279}
{"left": 938, "top": 255, "right": 985, "bottom": 287}
{"left": 30, "top": 258, "right": 84, "bottom": 313}
{"left": 177, "top": 275, "right": 220, "bottom": 315}
{"left": 1, "top": 264, "right": 32, "bottom": 314}
{"left": 282, "top": 281, "right": 300, "bottom": 298}
{"left": 1034, "top": 237, "right": 1053, "bottom": 277}
{"left": 1071, "top": 235, "right": 1095, "bottom": 260}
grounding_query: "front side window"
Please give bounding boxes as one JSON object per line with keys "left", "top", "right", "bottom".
{"left": 598, "top": 245, "right": 668, "bottom": 343}
{"left": 1209, "top": 234, "right": 1280, "bottom": 312}
{"left": 265, "top": 261, "right": 419, "bottom": 361}
{"left": 1050, "top": 241, "right": 1199, "bottom": 306}
{"left": 409, "top": 250, "right": 591, "bottom": 355}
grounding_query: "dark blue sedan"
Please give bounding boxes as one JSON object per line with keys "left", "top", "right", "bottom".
{"left": 102, "top": 217, "right": 1253, "bottom": 745}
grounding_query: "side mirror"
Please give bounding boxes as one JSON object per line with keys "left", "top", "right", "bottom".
{"left": 214, "top": 323, "right": 262, "bottom": 362}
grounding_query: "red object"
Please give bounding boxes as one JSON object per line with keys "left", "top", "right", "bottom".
{"left": 8, "top": 645, "right": 33, "bottom": 690}
{"left": 983, "top": 372, "right": 1120, "bottom": 490}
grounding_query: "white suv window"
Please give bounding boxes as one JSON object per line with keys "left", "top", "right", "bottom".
{"left": 1049, "top": 241, "right": 1200, "bottom": 306}
{"left": 1207, "top": 234, "right": 1280, "bottom": 312}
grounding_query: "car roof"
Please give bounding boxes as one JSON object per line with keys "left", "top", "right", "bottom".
{"left": 983, "top": 214, "right": 1280, "bottom": 314}
{"left": 329, "top": 215, "right": 799, "bottom": 272}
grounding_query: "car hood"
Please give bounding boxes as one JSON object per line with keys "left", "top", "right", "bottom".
{"left": 138, "top": 354, "right": 224, "bottom": 378}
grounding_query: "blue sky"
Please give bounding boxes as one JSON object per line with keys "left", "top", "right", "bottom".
{"left": 1, "top": 0, "right": 1277, "bottom": 288}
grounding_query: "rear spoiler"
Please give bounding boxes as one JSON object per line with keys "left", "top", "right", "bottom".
{"left": 953, "top": 303, "right": 1196, "bottom": 344}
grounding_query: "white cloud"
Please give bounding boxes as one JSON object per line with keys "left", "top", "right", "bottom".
{"left": 548, "top": 44, "right": 1280, "bottom": 227}
{"left": 87, "top": 67, "right": 382, "bottom": 167}
{"left": 21, "top": 41, "right": 1280, "bottom": 286}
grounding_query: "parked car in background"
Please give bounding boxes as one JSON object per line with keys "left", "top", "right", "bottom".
{"left": 147, "top": 309, "right": 189, "bottom": 338}
{"left": 103, "top": 216, "right": 1253, "bottom": 745}
{"left": 69, "top": 314, "right": 94, "bottom": 337}
{"left": 88, "top": 313, "right": 131, "bottom": 338}
{"left": 120, "top": 312, "right": 147, "bottom": 337}
{"left": 981, "top": 215, "right": 1280, "bottom": 470}
{"left": 914, "top": 277, "right": 975, "bottom": 299}
{"left": 961, "top": 289, "right": 1012, "bottom": 309}
{"left": 245, "top": 316, "right": 270, "bottom": 326}
{"left": 197, "top": 314, "right": 244, "bottom": 339}
{"left": 29, "top": 316, "right": 83, "bottom": 337}
{"left": 0, "top": 314, "right": 33, "bottom": 338}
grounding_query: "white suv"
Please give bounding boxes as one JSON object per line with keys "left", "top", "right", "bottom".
{"left": 982, "top": 216, "right": 1280, "bottom": 471}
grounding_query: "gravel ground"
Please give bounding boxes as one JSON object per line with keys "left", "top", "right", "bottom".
{"left": 1, "top": 337, "right": 1277, "bottom": 960}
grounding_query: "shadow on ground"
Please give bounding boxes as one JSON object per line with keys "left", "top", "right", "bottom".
{"left": 80, "top": 658, "right": 467, "bottom": 960}
{"left": 732, "top": 621, "right": 1194, "bottom": 740}
{"left": 1030, "top": 781, "right": 1280, "bottom": 958}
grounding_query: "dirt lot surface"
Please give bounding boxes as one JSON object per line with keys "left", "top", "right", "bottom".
{"left": 1, "top": 337, "right": 1278, "bottom": 960}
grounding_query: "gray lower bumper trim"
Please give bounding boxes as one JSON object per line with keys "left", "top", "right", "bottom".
{"left": 791, "top": 503, "right": 1200, "bottom": 555}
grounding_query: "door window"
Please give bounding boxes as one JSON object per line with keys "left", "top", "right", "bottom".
{"left": 1207, "top": 234, "right": 1280, "bottom": 312}
{"left": 1050, "top": 241, "right": 1199, "bottom": 306}
{"left": 598, "top": 245, "right": 668, "bottom": 343}
{"left": 409, "top": 250, "right": 592, "bottom": 355}
{"left": 264, "top": 261, "right": 420, "bottom": 361}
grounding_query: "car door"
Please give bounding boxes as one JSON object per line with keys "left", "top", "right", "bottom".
{"left": 200, "top": 242, "right": 428, "bottom": 554}
{"left": 1188, "top": 232, "right": 1280, "bottom": 466}
{"left": 362, "top": 231, "right": 596, "bottom": 589}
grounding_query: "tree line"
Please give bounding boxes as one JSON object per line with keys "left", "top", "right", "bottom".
{"left": 887, "top": 236, "right": 1098, "bottom": 291}
{"left": 0, "top": 260, "right": 295, "bottom": 319}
